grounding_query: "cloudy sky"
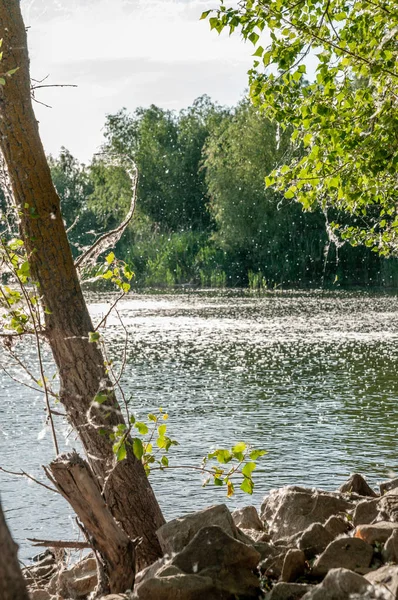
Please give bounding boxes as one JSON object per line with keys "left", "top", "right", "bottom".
{"left": 21, "top": 0, "right": 253, "bottom": 163}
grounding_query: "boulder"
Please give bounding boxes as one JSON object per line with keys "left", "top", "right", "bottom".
{"left": 297, "top": 523, "right": 334, "bottom": 559}
{"left": 260, "top": 551, "right": 289, "bottom": 580}
{"left": 266, "top": 582, "right": 313, "bottom": 599}
{"left": 133, "top": 573, "right": 218, "bottom": 600}
{"left": 352, "top": 498, "right": 380, "bottom": 526}
{"left": 241, "top": 528, "right": 271, "bottom": 543}
{"left": 339, "top": 474, "right": 378, "bottom": 498}
{"left": 261, "top": 487, "right": 354, "bottom": 540}
{"left": 355, "top": 521, "right": 398, "bottom": 545}
{"left": 232, "top": 505, "right": 264, "bottom": 531}
{"left": 29, "top": 591, "right": 52, "bottom": 600}
{"left": 324, "top": 515, "right": 352, "bottom": 538}
{"left": 380, "top": 478, "right": 398, "bottom": 496}
{"left": 280, "top": 549, "right": 306, "bottom": 583}
{"left": 379, "top": 492, "right": 398, "bottom": 522}
{"left": 312, "top": 537, "right": 373, "bottom": 576}
{"left": 170, "top": 525, "right": 261, "bottom": 597}
{"left": 156, "top": 504, "right": 242, "bottom": 555}
{"left": 365, "top": 565, "right": 398, "bottom": 598}
{"left": 55, "top": 555, "right": 97, "bottom": 599}
{"left": 134, "top": 557, "right": 169, "bottom": 587}
{"left": 382, "top": 529, "right": 398, "bottom": 563}
{"left": 301, "top": 568, "right": 373, "bottom": 600}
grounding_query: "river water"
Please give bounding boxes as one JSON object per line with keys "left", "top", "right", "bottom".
{"left": 1, "top": 290, "right": 398, "bottom": 560}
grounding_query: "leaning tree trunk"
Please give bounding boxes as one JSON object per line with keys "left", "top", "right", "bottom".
{"left": 0, "top": 0, "right": 164, "bottom": 568}
{"left": 0, "top": 497, "right": 30, "bottom": 600}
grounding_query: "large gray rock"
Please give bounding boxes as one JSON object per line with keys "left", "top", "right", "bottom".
{"left": 312, "top": 537, "right": 373, "bottom": 577}
{"left": 232, "top": 505, "right": 264, "bottom": 531}
{"left": 301, "top": 568, "right": 373, "bottom": 600}
{"left": 382, "top": 529, "right": 398, "bottom": 563}
{"left": 365, "top": 565, "right": 398, "bottom": 598}
{"left": 297, "top": 523, "right": 334, "bottom": 559}
{"left": 280, "top": 549, "right": 306, "bottom": 583}
{"left": 171, "top": 525, "right": 261, "bottom": 598}
{"left": 52, "top": 555, "right": 97, "bottom": 599}
{"left": 339, "top": 474, "right": 378, "bottom": 498}
{"left": 352, "top": 498, "right": 380, "bottom": 526}
{"left": 156, "top": 504, "right": 242, "bottom": 555}
{"left": 380, "top": 478, "right": 398, "bottom": 496}
{"left": 261, "top": 487, "right": 354, "bottom": 540}
{"left": 133, "top": 573, "right": 218, "bottom": 600}
{"left": 379, "top": 492, "right": 398, "bottom": 522}
{"left": 324, "top": 515, "right": 352, "bottom": 538}
{"left": 266, "top": 582, "right": 313, "bottom": 599}
{"left": 354, "top": 521, "right": 398, "bottom": 544}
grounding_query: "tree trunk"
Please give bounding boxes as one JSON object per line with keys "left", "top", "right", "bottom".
{"left": 47, "top": 452, "right": 136, "bottom": 595}
{"left": 0, "top": 497, "right": 30, "bottom": 600}
{"left": 0, "top": 0, "right": 164, "bottom": 568}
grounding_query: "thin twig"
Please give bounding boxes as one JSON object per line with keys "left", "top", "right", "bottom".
{"left": 0, "top": 466, "right": 60, "bottom": 494}
{"left": 94, "top": 292, "right": 126, "bottom": 331}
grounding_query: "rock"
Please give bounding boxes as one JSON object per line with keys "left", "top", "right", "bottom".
{"left": 29, "top": 591, "right": 52, "bottom": 600}
{"left": 379, "top": 492, "right": 398, "bottom": 522}
{"left": 365, "top": 565, "right": 398, "bottom": 598}
{"left": 260, "top": 552, "right": 288, "bottom": 580}
{"left": 133, "top": 573, "right": 218, "bottom": 600}
{"left": 134, "top": 557, "right": 169, "bottom": 587}
{"left": 353, "top": 498, "right": 380, "bottom": 526}
{"left": 382, "top": 529, "right": 398, "bottom": 563}
{"left": 240, "top": 528, "right": 271, "bottom": 543}
{"left": 339, "top": 474, "right": 378, "bottom": 498}
{"left": 312, "top": 537, "right": 373, "bottom": 576}
{"left": 380, "top": 477, "right": 398, "bottom": 496}
{"left": 23, "top": 562, "right": 57, "bottom": 586}
{"left": 297, "top": 523, "right": 334, "bottom": 559}
{"left": 266, "top": 582, "right": 313, "bottom": 600}
{"left": 171, "top": 525, "right": 261, "bottom": 597}
{"left": 56, "top": 555, "right": 97, "bottom": 599}
{"left": 253, "top": 541, "right": 282, "bottom": 562}
{"left": 280, "top": 549, "right": 306, "bottom": 583}
{"left": 232, "top": 505, "right": 264, "bottom": 531}
{"left": 324, "top": 515, "right": 352, "bottom": 538}
{"left": 301, "top": 568, "right": 372, "bottom": 600}
{"left": 355, "top": 521, "right": 398, "bottom": 545}
{"left": 261, "top": 486, "right": 354, "bottom": 540}
{"left": 156, "top": 504, "right": 242, "bottom": 555}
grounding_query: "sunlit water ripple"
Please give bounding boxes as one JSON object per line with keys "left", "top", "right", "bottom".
{"left": 1, "top": 290, "right": 398, "bottom": 560}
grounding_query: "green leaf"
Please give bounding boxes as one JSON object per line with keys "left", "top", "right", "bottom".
{"left": 106, "top": 252, "right": 115, "bottom": 264}
{"left": 148, "top": 413, "right": 157, "bottom": 422}
{"left": 161, "top": 456, "right": 169, "bottom": 467}
{"left": 249, "top": 449, "right": 267, "bottom": 460}
{"left": 242, "top": 461, "right": 256, "bottom": 477}
{"left": 133, "top": 438, "right": 144, "bottom": 460}
{"left": 200, "top": 10, "right": 211, "bottom": 20}
{"left": 94, "top": 393, "right": 108, "bottom": 405}
{"left": 158, "top": 424, "right": 167, "bottom": 436}
{"left": 232, "top": 442, "right": 246, "bottom": 453}
{"left": 240, "top": 477, "right": 254, "bottom": 494}
{"left": 116, "top": 443, "right": 127, "bottom": 461}
{"left": 89, "top": 331, "right": 100, "bottom": 343}
{"left": 135, "top": 422, "right": 149, "bottom": 435}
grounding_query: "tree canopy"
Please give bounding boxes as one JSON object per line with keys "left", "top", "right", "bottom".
{"left": 204, "top": 0, "right": 398, "bottom": 255}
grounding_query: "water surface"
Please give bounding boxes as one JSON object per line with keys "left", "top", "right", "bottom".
{"left": 1, "top": 290, "right": 398, "bottom": 560}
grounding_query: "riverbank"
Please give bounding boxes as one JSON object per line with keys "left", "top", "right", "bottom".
{"left": 24, "top": 473, "right": 398, "bottom": 599}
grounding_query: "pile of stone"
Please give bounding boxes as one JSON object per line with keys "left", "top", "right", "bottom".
{"left": 25, "top": 473, "right": 398, "bottom": 599}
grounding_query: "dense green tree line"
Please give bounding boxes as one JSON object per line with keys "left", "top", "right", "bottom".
{"left": 49, "top": 95, "right": 398, "bottom": 289}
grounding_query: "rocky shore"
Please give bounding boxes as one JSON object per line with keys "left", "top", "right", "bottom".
{"left": 24, "top": 473, "right": 398, "bottom": 599}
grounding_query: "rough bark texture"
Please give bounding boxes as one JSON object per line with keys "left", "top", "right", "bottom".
{"left": 0, "top": 0, "right": 164, "bottom": 568}
{"left": 48, "top": 452, "right": 135, "bottom": 595}
{"left": 0, "top": 497, "right": 30, "bottom": 600}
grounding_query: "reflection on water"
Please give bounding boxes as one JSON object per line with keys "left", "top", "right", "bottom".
{"left": 1, "top": 290, "right": 398, "bottom": 559}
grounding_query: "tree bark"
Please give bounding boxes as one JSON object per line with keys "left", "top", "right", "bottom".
{"left": 0, "top": 0, "right": 164, "bottom": 568}
{"left": 47, "top": 452, "right": 135, "bottom": 595}
{"left": 0, "top": 497, "right": 30, "bottom": 600}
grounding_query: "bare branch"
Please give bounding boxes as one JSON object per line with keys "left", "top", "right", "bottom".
{"left": 0, "top": 466, "right": 60, "bottom": 494}
{"left": 27, "top": 538, "right": 91, "bottom": 549}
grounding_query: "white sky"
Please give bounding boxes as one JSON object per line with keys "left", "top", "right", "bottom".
{"left": 21, "top": 0, "right": 253, "bottom": 163}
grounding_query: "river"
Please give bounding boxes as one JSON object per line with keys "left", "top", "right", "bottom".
{"left": 1, "top": 290, "right": 398, "bottom": 560}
